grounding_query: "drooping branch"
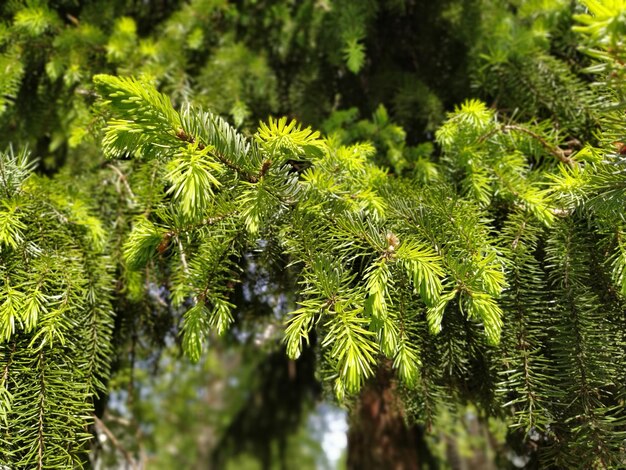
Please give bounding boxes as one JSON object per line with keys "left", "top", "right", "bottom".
{"left": 93, "top": 415, "right": 139, "bottom": 470}
{"left": 107, "top": 163, "right": 137, "bottom": 202}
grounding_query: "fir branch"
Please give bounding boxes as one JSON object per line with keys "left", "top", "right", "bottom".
{"left": 175, "top": 128, "right": 258, "bottom": 183}
{"left": 93, "top": 415, "right": 138, "bottom": 470}
{"left": 168, "top": 212, "right": 235, "bottom": 237}
{"left": 502, "top": 125, "right": 575, "bottom": 166}
{"left": 478, "top": 124, "right": 575, "bottom": 166}
{"left": 106, "top": 163, "right": 136, "bottom": 202}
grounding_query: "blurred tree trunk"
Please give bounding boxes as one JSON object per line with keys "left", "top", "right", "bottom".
{"left": 346, "top": 362, "right": 422, "bottom": 470}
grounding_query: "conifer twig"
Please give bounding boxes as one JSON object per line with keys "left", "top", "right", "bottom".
{"left": 177, "top": 236, "right": 189, "bottom": 273}
{"left": 478, "top": 124, "right": 575, "bottom": 166}
{"left": 93, "top": 415, "right": 138, "bottom": 469}
{"left": 166, "top": 212, "right": 234, "bottom": 237}
{"left": 175, "top": 129, "right": 258, "bottom": 183}
{"left": 502, "top": 124, "right": 575, "bottom": 166}
{"left": 107, "top": 164, "right": 136, "bottom": 201}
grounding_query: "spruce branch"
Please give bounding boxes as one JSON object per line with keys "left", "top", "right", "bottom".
{"left": 167, "top": 212, "right": 234, "bottom": 237}
{"left": 175, "top": 128, "right": 258, "bottom": 183}
{"left": 106, "top": 163, "right": 136, "bottom": 202}
{"left": 93, "top": 415, "right": 138, "bottom": 470}
{"left": 479, "top": 124, "right": 576, "bottom": 166}
{"left": 502, "top": 124, "right": 575, "bottom": 166}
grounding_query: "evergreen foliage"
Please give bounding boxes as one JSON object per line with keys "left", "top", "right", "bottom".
{"left": 0, "top": 148, "right": 114, "bottom": 467}
{"left": 2, "top": 0, "right": 626, "bottom": 468}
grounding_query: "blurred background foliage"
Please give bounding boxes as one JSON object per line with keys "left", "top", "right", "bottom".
{"left": 0, "top": 0, "right": 619, "bottom": 468}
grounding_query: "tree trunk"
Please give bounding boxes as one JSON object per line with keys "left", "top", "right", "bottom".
{"left": 347, "top": 362, "right": 424, "bottom": 470}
